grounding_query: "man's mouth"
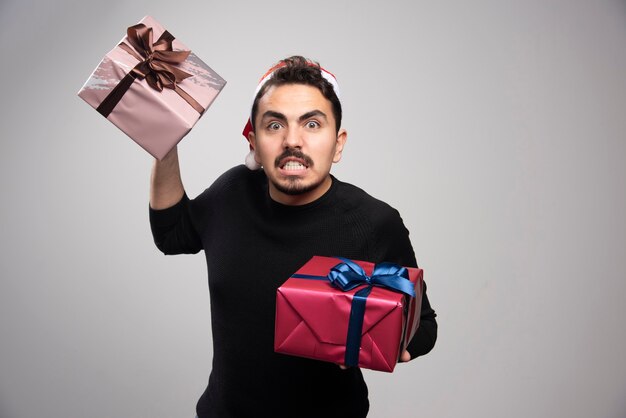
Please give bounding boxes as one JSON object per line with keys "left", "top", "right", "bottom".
{"left": 275, "top": 151, "right": 313, "bottom": 172}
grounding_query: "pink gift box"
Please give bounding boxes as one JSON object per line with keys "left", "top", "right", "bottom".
{"left": 78, "top": 16, "right": 226, "bottom": 160}
{"left": 275, "top": 256, "right": 423, "bottom": 372}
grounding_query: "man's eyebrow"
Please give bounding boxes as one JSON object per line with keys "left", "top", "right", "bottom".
{"left": 260, "top": 110, "right": 328, "bottom": 124}
{"left": 299, "top": 110, "right": 327, "bottom": 122}
{"left": 260, "top": 111, "right": 287, "bottom": 122}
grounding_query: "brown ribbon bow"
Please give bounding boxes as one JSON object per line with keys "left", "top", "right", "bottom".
{"left": 97, "top": 23, "right": 204, "bottom": 117}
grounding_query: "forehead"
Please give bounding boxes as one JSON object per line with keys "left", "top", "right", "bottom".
{"left": 257, "top": 84, "right": 333, "bottom": 116}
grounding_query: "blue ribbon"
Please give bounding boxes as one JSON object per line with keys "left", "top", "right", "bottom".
{"left": 292, "top": 257, "right": 415, "bottom": 367}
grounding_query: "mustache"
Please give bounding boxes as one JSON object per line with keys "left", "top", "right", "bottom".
{"left": 274, "top": 149, "right": 314, "bottom": 168}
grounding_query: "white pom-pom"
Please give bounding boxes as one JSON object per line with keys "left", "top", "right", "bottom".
{"left": 245, "top": 150, "right": 262, "bottom": 170}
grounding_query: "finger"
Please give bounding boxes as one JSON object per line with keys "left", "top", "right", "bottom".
{"left": 400, "top": 350, "right": 411, "bottom": 362}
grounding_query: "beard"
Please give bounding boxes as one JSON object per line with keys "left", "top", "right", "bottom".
{"left": 270, "top": 175, "right": 326, "bottom": 196}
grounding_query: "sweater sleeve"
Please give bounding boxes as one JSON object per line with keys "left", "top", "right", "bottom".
{"left": 149, "top": 193, "right": 203, "bottom": 255}
{"left": 406, "top": 281, "right": 438, "bottom": 359}
{"left": 372, "top": 206, "right": 438, "bottom": 360}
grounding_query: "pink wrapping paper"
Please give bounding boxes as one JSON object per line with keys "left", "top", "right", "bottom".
{"left": 275, "top": 256, "right": 423, "bottom": 372}
{"left": 78, "top": 16, "right": 226, "bottom": 160}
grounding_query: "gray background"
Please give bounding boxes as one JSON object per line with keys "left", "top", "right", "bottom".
{"left": 1, "top": 0, "right": 625, "bottom": 417}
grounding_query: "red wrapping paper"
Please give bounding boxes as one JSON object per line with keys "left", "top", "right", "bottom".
{"left": 275, "top": 256, "right": 423, "bottom": 372}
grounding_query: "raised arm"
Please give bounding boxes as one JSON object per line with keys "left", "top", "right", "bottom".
{"left": 150, "top": 146, "right": 185, "bottom": 210}
{"left": 149, "top": 146, "right": 202, "bottom": 255}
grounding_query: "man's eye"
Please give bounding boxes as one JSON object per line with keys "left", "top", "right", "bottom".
{"left": 268, "top": 122, "right": 282, "bottom": 130}
{"left": 306, "top": 121, "right": 320, "bottom": 129}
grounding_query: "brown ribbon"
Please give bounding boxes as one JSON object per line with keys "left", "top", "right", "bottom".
{"left": 97, "top": 23, "right": 205, "bottom": 117}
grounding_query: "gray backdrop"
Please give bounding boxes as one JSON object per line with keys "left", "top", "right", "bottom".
{"left": 1, "top": 0, "right": 625, "bottom": 417}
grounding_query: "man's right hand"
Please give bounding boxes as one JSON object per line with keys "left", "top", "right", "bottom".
{"left": 150, "top": 146, "right": 185, "bottom": 210}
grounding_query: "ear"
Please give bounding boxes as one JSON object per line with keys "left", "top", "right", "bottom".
{"left": 247, "top": 131, "right": 262, "bottom": 164}
{"left": 332, "top": 128, "right": 348, "bottom": 163}
{"left": 247, "top": 130, "right": 256, "bottom": 150}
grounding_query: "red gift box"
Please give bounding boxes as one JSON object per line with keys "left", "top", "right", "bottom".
{"left": 275, "top": 256, "right": 423, "bottom": 372}
{"left": 78, "top": 16, "right": 226, "bottom": 160}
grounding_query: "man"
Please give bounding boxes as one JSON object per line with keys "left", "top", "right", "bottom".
{"left": 149, "top": 56, "right": 437, "bottom": 418}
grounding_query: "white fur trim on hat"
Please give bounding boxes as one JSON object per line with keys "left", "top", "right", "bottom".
{"left": 244, "top": 149, "right": 262, "bottom": 170}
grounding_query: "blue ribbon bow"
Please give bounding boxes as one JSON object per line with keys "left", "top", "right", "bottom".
{"left": 328, "top": 257, "right": 416, "bottom": 298}
{"left": 328, "top": 257, "right": 415, "bottom": 367}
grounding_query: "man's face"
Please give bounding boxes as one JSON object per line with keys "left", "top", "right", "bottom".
{"left": 248, "top": 83, "right": 347, "bottom": 205}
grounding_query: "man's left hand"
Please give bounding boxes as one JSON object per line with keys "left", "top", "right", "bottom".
{"left": 338, "top": 350, "right": 411, "bottom": 369}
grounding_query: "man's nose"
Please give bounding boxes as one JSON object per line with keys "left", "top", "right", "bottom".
{"left": 282, "top": 126, "right": 303, "bottom": 148}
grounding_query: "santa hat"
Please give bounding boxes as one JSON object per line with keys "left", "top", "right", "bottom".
{"left": 243, "top": 60, "right": 341, "bottom": 170}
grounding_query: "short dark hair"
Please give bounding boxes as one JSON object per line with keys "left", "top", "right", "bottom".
{"left": 250, "top": 56, "right": 342, "bottom": 133}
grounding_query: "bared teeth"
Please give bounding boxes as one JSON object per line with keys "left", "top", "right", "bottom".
{"left": 283, "top": 161, "right": 306, "bottom": 170}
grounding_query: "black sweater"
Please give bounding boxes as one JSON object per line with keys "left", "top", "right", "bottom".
{"left": 150, "top": 165, "right": 437, "bottom": 418}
